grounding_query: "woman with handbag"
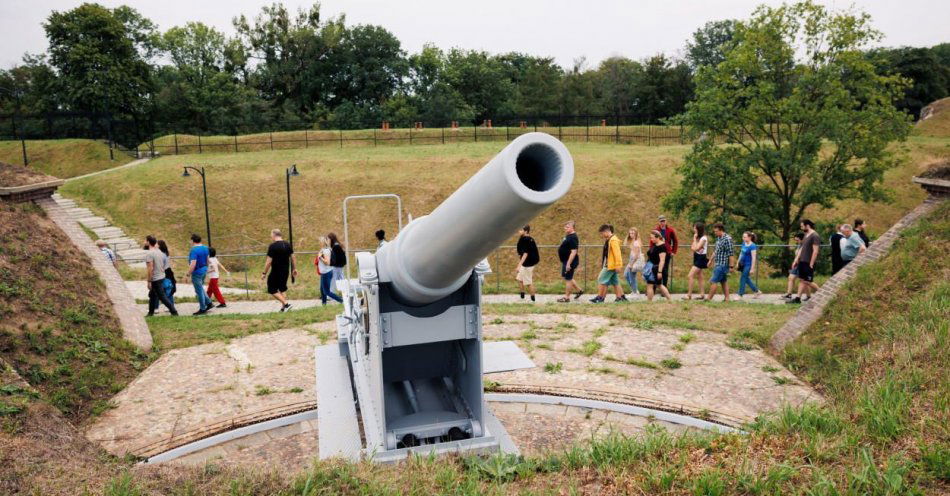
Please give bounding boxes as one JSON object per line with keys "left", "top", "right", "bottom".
{"left": 623, "top": 227, "right": 644, "bottom": 297}
{"left": 316, "top": 236, "right": 342, "bottom": 304}
{"left": 644, "top": 230, "right": 672, "bottom": 302}
{"left": 687, "top": 222, "right": 709, "bottom": 300}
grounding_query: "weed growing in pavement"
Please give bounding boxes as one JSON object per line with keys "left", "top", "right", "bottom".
{"left": 762, "top": 365, "right": 780, "bottom": 373}
{"left": 660, "top": 358, "right": 682, "bottom": 369}
{"left": 568, "top": 339, "right": 602, "bottom": 357}
{"left": 771, "top": 376, "right": 791, "bottom": 385}
{"left": 254, "top": 385, "right": 273, "bottom": 396}
{"left": 679, "top": 332, "right": 695, "bottom": 344}
{"left": 544, "top": 362, "right": 563, "bottom": 374}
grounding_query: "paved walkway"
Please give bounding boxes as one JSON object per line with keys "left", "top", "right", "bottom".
{"left": 484, "top": 292, "right": 789, "bottom": 305}
{"left": 125, "top": 280, "right": 254, "bottom": 300}
{"left": 36, "top": 197, "right": 153, "bottom": 351}
{"left": 137, "top": 292, "right": 788, "bottom": 316}
{"left": 66, "top": 157, "right": 151, "bottom": 182}
{"left": 139, "top": 299, "right": 324, "bottom": 316}
{"left": 50, "top": 192, "right": 147, "bottom": 267}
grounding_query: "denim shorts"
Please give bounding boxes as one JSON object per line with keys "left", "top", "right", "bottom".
{"left": 710, "top": 264, "right": 729, "bottom": 283}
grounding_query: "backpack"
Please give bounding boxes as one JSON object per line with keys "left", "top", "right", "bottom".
{"left": 330, "top": 244, "right": 347, "bottom": 267}
{"left": 642, "top": 261, "right": 656, "bottom": 283}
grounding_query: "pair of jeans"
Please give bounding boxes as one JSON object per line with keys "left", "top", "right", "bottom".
{"left": 737, "top": 263, "right": 759, "bottom": 295}
{"left": 163, "top": 278, "right": 175, "bottom": 305}
{"left": 191, "top": 271, "right": 211, "bottom": 310}
{"left": 149, "top": 279, "right": 177, "bottom": 315}
{"left": 320, "top": 272, "right": 343, "bottom": 304}
{"left": 623, "top": 268, "right": 640, "bottom": 294}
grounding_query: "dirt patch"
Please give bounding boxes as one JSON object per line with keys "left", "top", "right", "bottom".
{"left": 0, "top": 161, "right": 57, "bottom": 187}
{"left": 919, "top": 162, "right": 950, "bottom": 180}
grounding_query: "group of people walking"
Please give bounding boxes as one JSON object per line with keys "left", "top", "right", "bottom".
{"left": 513, "top": 215, "right": 870, "bottom": 304}
{"left": 119, "top": 214, "right": 871, "bottom": 315}
{"left": 141, "top": 233, "right": 228, "bottom": 316}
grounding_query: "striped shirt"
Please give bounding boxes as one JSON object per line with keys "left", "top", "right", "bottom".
{"left": 713, "top": 233, "right": 734, "bottom": 267}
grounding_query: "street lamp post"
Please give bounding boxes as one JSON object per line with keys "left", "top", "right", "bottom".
{"left": 285, "top": 164, "right": 300, "bottom": 250}
{"left": 0, "top": 86, "right": 28, "bottom": 166}
{"left": 182, "top": 166, "right": 212, "bottom": 248}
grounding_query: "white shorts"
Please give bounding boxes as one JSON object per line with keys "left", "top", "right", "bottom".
{"left": 515, "top": 266, "right": 535, "bottom": 285}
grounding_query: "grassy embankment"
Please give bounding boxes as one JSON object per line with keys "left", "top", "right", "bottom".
{"left": 100, "top": 194, "right": 950, "bottom": 494}
{"left": 0, "top": 138, "right": 134, "bottom": 179}
{"left": 63, "top": 133, "right": 947, "bottom": 296}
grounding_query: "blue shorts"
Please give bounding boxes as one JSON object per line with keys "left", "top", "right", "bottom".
{"left": 710, "top": 264, "right": 729, "bottom": 283}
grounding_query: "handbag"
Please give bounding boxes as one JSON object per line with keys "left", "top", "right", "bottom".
{"left": 632, "top": 253, "right": 646, "bottom": 272}
{"left": 641, "top": 261, "right": 656, "bottom": 283}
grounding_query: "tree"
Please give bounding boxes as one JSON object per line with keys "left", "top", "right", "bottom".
{"left": 324, "top": 24, "right": 408, "bottom": 107}
{"left": 663, "top": 1, "right": 911, "bottom": 266}
{"left": 685, "top": 20, "right": 737, "bottom": 70}
{"left": 871, "top": 46, "right": 950, "bottom": 119}
{"left": 631, "top": 54, "right": 693, "bottom": 123}
{"left": 443, "top": 49, "right": 515, "bottom": 121}
{"left": 43, "top": 3, "right": 157, "bottom": 115}
{"left": 595, "top": 57, "right": 641, "bottom": 116}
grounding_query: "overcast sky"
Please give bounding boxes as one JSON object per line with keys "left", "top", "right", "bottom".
{"left": 1, "top": 0, "right": 947, "bottom": 69}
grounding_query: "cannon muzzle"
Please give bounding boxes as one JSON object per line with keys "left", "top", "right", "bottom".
{"left": 377, "top": 132, "right": 574, "bottom": 304}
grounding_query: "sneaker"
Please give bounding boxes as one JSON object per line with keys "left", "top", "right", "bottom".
{"left": 218, "top": 303, "right": 227, "bottom": 308}
{"left": 589, "top": 296, "right": 604, "bottom": 303}
{"left": 193, "top": 309, "right": 207, "bottom": 315}
{"left": 753, "top": 292, "right": 762, "bottom": 299}
{"left": 574, "top": 290, "right": 584, "bottom": 300}
{"left": 146, "top": 312, "right": 154, "bottom": 317}
{"left": 785, "top": 297, "right": 802, "bottom": 304}
{"left": 530, "top": 295, "right": 535, "bottom": 302}
{"left": 282, "top": 303, "right": 293, "bottom": 312}
{"left": 520, "top": 292, "right": 525, "bottom": 299}
{"left": 781, "top": 293, "right": 792, "bottom": 300}
{"left": 207, "top": 302, "right": 216, "bottom": 309}
{"left": 170, "top": 311, "right": 178, "bottom": 316}
{"left": 615, "top": 295, "right": 628, "bottom": 303}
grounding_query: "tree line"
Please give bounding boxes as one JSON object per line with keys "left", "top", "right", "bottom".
{"left": 0, "top": 2, "right": 947, "bottom": 136}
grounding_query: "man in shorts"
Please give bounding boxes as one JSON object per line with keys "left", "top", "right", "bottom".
{"left": 515, "top": 225, "right": 540, "bottom": 302}
{"left": 705, "top": 223, "right": 734, "bottom": 302}
{"left": 787, "top": 219, "right": 820, "bottom": 304}
{"left": 590, "top": 225, "right": 627, "bottom": 303}
{"left": 261, "top": 229, "right": 297, "bottom": 312}
{"left": 557, "top": 221, "right": 582, "bottom": 302}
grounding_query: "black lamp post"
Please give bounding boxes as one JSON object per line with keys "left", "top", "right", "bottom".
{"left": 0, "top": 86, "right": 28, "bottom": 166}
{"left": 182, "top": 166, "right": 212, "bottom": 248}
{"left": 285, "top": 164, "right": 300, "bottom": 249}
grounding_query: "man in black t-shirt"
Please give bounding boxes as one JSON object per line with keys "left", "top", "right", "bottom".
{"left": 557, "top": 220, "right": 583, "bottom": 302}
{"left": 515, "top": 225, "right": 540, "bottom": 302}
{"left": 261, "top": 229, "right": 297, "bottom": 312}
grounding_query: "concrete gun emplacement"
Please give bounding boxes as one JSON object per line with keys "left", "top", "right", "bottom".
{"left": 318, "top": 132, "right": 574, "bottom": 462}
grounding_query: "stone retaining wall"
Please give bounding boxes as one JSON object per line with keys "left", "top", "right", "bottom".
{"left": 35, "top": 197, "right": 153, "bottom": 351}
{"left": 769, "top": 196, "right": 945, "bottom": 352}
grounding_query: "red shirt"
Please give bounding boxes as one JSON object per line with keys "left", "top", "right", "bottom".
{"left": 648, "top": 224, "right": 679, "bottom": 255}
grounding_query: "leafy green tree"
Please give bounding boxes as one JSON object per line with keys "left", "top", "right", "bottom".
{"left": 43, "top": 3, "right": 156, "bottom": 115}
{"left": 685, "top": 20, "right": 737, "bottom": 70}
{"left": 871, "top": 46, "right": 950, "bottom": 119}
{"left": 594, "top": 57, "right": 641, "bottom": 116}
{"left": 443, "top": 49, "right": 515, "bottom": 121}
{"left": 631, "top": 54, "right": 693, "bottom": 123}
{"left": 324, "top": 24, "right": 408, "bottom": 107}
{"left": 559, "top": 58, "right": 599, "bottom": 117}
{"left": 663, "top": 1, "right": 911, "bottom": 262}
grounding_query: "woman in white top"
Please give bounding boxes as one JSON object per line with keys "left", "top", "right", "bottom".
{"left": 687, "top": 222, "right": 708, "bottom": 300}
{"left": 623, "top": 227, "right": 644, "bottom": 296}
{"left": 317, "top": 236, "right": 342, "bottom": 304}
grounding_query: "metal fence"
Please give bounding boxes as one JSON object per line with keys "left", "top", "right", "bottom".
{"left": 0, "top": 112, "right": 698, "bottom": 167}
{"left": 126, "top": 242, "right": 813, "bottom": 299}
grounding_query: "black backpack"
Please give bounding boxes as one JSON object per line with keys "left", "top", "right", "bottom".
{"left": 331, "top": 244, "right": 347, "bottom": 267}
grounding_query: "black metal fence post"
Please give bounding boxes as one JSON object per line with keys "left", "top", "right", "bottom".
{"left": 339, "top": 129, "right": 343, "bottom": 148}
{"left": 198, "top": 133, "right": 202, "bottom": 154}
{"left": 234, "top": 134, "right": 238, "bottom": 152}
{"left": 174, "top": 134, "right": 179, "bottom": 155}
{"left": 441, "top": 126, "right": 445, "bottom": 145}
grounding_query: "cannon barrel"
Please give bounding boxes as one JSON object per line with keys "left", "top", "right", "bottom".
{"left": 377, "top": 132, "right": 574, "bottom": 304}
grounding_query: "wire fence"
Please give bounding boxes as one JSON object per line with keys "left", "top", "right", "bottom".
{"left": 0, "top": 112, "right": 708, "bottom": 167}
{"left": 121, "top": 243, "right": 818, "bottom": 300}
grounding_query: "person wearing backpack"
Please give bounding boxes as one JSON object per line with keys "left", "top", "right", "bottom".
{"left": 315, "top": 236, "right": 342, "bottom": 304}
{"left": 327, "top": 232, "right": 347, "bottom": 292}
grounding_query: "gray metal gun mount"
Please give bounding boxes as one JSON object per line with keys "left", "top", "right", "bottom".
{"left": 316, "top": 132, "right": 574, "bottom": 462}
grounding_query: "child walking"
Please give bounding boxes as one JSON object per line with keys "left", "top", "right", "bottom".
{"left": 206, "top": 248, "right": 230, "bottom": 308}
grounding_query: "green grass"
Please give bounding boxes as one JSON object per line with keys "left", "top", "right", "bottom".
{"left": 0, "top": 138, "right": 134, "bottom": 179}
{"left": 146, "top": 305, "right": 339, "bottom": 350}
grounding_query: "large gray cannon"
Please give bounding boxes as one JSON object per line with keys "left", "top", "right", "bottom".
{"left": 317, "top": 132, "right": 574, "bottom": 462}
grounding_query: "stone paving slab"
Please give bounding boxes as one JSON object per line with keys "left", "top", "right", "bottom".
{"left": 65, "top": 207, "right": 93, "bottom": 218}
{"left": 125, "top": 280, "right": 260, "bottom": 300}
{"left": 93, "top": 226, "right": 125, "bottom": 237}
{"left": 85, "top": 326, "right": 332, "bottom": 456}
{"left": 78, "top": 217, "right": 109, "bottom": 229}
{"left": 483, "top": 313, "right": 818, "bottom": 424}
{"left": 117, "top": 249, "right": 149, "bottom": 261}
